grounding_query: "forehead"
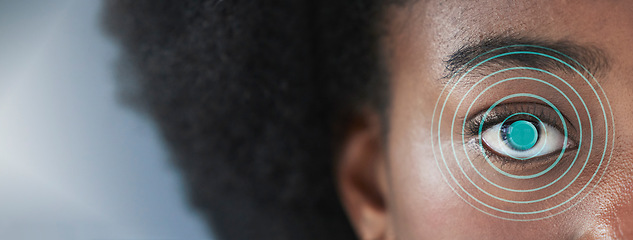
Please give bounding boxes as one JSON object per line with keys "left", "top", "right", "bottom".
{"left": 385, "top": 0, "right": 633, "bottom": 84}
{"left": 426, "top": 0, "right": 631, "bottom": 37}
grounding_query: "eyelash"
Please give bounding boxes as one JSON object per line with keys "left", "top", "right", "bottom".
{"left": 463, "top": 103, "right": 575, "bottom": 169}
{"left": 465, "top": 104, "right": 561, "bottom": 137}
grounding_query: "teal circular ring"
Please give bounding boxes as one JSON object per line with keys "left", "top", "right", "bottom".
{"left": 457, "top": 92, "right": 581, "bottom": 205}
{"left": 450, "top": 76, "right": 582, "bottom": 205}
{"left": 431, "top": 45, "right": 613, "bottom": 220}
{"left": 457, "top": 73, "right": 580, "bottom": 191}
{"left": 451, "top": 65, "right": 586, "bottom": 206}
{"left": 476, "top": 93, "right": 571, "bottom": 180}
{"left": 447, "top": 61, "right": 592, "bottom": 212}
{"left": 432, "top": 70, "right": 612, "bottom": 220}
{"left": 432, "top": 45, "right": 612, "bottom": 219}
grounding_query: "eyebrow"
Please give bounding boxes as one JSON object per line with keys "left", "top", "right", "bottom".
{"left": 443, "top": 36, "right": 611, "bottom": 81}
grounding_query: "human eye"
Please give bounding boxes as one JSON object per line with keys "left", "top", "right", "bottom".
{"left": 466, "top": 103, "right": 578, "bottom": 167}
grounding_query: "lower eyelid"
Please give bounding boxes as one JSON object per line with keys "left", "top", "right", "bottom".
{"left": 472, "top": 145, "right": 550, "bottom": 172}
{"left": 473, "top": 135, "right": 576, "bottom": 171}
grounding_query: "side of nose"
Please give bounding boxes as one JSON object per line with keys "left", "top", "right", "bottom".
{"left": 577, "top": 146, "right": 633, "bottom": 240}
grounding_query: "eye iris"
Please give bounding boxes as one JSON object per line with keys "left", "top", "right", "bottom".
{"left": 503, "top": 120, "right": 539, "bottom": 151}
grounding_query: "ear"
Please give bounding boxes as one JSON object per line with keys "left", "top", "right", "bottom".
{"left": 336, "top": 110, "right": 393, "bottom": 240}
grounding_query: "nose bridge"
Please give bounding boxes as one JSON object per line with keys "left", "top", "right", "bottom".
{"left": 579, "top": 145, "right": 633, "bottom": 239}
{"left": 604, "top": 170, "right": 633, "bottom": 239}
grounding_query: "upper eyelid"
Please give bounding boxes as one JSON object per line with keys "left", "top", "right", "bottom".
{"left": 463, "top": 103, "right": 578, "bottom": 141}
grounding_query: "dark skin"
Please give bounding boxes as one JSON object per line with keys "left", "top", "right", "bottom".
{"left": 338, "top": 0, "right": 633, "bottom": 239}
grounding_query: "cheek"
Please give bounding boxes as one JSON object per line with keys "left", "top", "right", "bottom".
{"left": 385, "top": 88, "right": 494, "bottom": 238}
{"left": 387, "top": 129, "right": 472, "bottom": 238}
{"left": 385, "top": 77, "right": 478, "bottom": 237}
{"left": 386, "top": 110, "right": 579, "bottom": 239}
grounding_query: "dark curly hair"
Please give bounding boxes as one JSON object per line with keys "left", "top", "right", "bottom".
{"left": 103, "top": 0, "right": 400, "bottom": 239}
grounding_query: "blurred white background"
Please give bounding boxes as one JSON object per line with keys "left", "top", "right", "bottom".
{"left": 0, "top": 0, "right": 213, "bottom": 239}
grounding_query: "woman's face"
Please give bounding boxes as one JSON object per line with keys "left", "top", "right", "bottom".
{"left": 339, "top": 0, "right": 633, "bottom": 239}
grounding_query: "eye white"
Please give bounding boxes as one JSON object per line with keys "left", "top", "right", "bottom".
{"left": 480, "top": 122, "right": 567, "bottom": 159}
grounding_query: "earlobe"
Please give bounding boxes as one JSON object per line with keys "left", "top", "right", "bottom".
{"left": 336, "top": 111, "right": 394, "bottom": 240}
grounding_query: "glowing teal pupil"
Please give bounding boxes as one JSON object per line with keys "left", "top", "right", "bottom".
{"left": 504, "top": 120, "right": 538, "bottom": 151}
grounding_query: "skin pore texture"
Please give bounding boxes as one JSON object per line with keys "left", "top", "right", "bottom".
{"left": 338, "top": 0, "right": 633, "bottom": 239}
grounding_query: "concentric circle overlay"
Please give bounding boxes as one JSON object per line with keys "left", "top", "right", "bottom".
{"left": 430, "top": 45, "right": 615, "bottom": 221}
